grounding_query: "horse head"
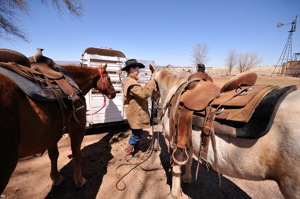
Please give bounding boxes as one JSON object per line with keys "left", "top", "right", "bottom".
{"left": 149, "top": 64, "right": 162, "bottom": 102}
{"left": 96, "top": 63, "right": 116, "bottom": 99}
{"left": 150, "top": 64, "right": 190, "bottom": 106}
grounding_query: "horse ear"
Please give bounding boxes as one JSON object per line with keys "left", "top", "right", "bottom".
{"left": 99, "top": 62, "right": 108, "bottom": 71}
{"left": 164, "top": 65, "right": 170, "bottom": 69}
{"left": 149, "top": 64, "right": 155, "bottom": 73}
{"left": 103, "top": 62, "right": 108, "bottom": 70}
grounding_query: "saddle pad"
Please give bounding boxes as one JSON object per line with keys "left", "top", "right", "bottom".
{"left": 0, "top": 64, "right": 80, "bottom": 102}
{"left": 234, "top": 85, "right": 297, "bottom": 138}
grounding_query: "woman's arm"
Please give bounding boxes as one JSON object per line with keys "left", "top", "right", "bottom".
{"left": 129, "top": 79, "right": 155, "bottom": 100}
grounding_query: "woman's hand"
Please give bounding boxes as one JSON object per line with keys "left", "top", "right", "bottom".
{"left": 149, "top": 79, "right": 155, "bottom": 84}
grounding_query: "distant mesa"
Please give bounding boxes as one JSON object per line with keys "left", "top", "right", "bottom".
{"left": 54, "top": 61, "right": 194, "bottom": 68}
{"left": 55, "top": 61, "right": 80, "bottom": 65}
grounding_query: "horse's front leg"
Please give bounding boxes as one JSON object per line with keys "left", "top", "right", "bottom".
{"left": 168, "top": 148, "right": 185, "bottom": 199}
{"left": 48, "top": 143, "right": 65, "bottom": 186}
{"left": 69, "top": 123, "right": 86, "bottom": 188}
{"left": 182, "top": 147, "right": 193, "bottom": 183}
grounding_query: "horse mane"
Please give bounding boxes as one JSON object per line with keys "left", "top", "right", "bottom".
{"left": 59, "top": 64, "right": 98, "bottom": 79}
{"left": 59, "top": 64, "right": 85, "bottom": 71}
{"left": 154, "top": 68, "right": 189, "bottom": 105}
{"left": 159, "top": 68, "right": 189, "bottom": 86}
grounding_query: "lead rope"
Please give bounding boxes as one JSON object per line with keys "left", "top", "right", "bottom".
{"left": 115, "top": 99, "right": 163, "bottom": 191}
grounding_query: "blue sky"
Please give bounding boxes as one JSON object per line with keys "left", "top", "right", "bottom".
{"left": 1, "top": 0, "right": 300, "bottom": 68}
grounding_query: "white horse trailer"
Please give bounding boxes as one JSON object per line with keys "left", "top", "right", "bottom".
{"left": 80, "top": 47, "right": 154, "bottom": 127}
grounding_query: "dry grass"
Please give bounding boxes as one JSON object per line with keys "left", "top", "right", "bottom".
{"left": 211, "top": 75, "right": 300, "bottom": 89}
{"left": 170, "top": 66, "right": 300, "bottom": 89}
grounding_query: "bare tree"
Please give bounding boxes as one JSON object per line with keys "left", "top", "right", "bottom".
{"left": 190, "top": 42, "right": 211, "bottom": 68}
{"left": 237, "top": 52, "right": 262, "bottom": 73}
{"left": 247, "top": 52, "right": 263, "bottom": 70}
{"left": 0, "top": 0, "right": 86, "bottom": 42}
{"left": 224, "top": 49, "right": 237, "bottom": 76}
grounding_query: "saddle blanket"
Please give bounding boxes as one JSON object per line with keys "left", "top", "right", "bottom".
{"left": 0, "top": 65, "right": 80, "bottom": 102}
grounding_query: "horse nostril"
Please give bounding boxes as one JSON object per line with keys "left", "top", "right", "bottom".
{"left": 109, "top": 93, "right": 116, "bottom": 99}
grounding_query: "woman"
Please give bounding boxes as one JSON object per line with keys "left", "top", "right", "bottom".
{"left": 121, "top": 59, "right": 156, "bottom": 161}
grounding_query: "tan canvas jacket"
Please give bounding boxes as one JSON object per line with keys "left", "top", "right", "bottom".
{"left": 123, "top": 74, "right": 155, "bottom": 129}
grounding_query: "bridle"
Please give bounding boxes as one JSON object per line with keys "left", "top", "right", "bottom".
{"left": 98, "top": 68, "right": 116, "bottom": 96}
{"left": 86, "top": 68, "right": 116, "bottom": 116}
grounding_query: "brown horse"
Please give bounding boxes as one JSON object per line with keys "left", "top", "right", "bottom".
{"left": 0, "top": 63, "right": 116, "bottom": 194}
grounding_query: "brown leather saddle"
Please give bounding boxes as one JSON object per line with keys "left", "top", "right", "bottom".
{"left": 0, "top": 48, "right": 84, "bottom": 130}
{"left": 169, "top": 72, "right": 271, "bottom": 147}
{"left": 0, "top": 48, "right": 81, "bottom": 99}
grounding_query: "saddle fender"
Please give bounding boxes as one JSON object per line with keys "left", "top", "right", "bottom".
{"left": 176, "top": 105, "right": 193, "bottom": 148}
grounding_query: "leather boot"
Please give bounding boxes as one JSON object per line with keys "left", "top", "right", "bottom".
{"left": 133, "top": 141, "right": 142, "bottom": 157}
{"left": 125, "top": 144, "right": 134, "bottom": 162}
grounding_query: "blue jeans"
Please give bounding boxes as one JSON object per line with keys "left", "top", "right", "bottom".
{"left": 128, "top": 129, "right": 142, "bottom": 146}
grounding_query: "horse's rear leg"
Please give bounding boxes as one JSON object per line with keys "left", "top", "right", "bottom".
{"left": 0, "top": 148, "right": 18, "bottom": 194}
{"left": 69, "top": 124, "right": 86, "bottom": 188}
{"left": 48, "top": 144, "right": 65, "bottom": 186}
{"left": 0, "top": 120, "right": 19, "bottom": 194}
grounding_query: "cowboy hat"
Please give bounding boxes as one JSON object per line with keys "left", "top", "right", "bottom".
{"left": 121, "top": 59, "right": 145, "bottom": 71}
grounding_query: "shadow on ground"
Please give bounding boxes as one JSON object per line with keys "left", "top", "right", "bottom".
{"left": 45, "top": 123, "right": 251, "bottom": 199}
{"left": 155, "top": 131, "right": 251, "bottom": 199}
{"left": 45, "top": 124, "right": 129, "bottom": 199}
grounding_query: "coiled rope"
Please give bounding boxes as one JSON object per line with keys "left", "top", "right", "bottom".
{"left": 115, "top": 100, "right": 163, "bottom": 191}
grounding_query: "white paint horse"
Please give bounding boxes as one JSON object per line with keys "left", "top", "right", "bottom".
{"left": 151, "top": 65, "right": 300, "bottom": 199}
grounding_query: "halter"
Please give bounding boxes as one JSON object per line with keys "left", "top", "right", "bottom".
{"left": 86, "top": 68, "right": 116, "bottom": 116}
{"left": 98, "top": 68, "right": 116, "bottom": 95}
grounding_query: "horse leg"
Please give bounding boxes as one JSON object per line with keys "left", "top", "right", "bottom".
{"left": 48, "top": 143, "right": 65, "bottom": 186}
{"left": 182, "top": 147, "right": 193, "bottom": 183}
{"left": 68, "top": 123, "right": 86, "bottom": 188}
{"left": 0, "top": 144, "right": 18, "bottom": 194}
{"left": 0, "top": 117, "right": 19, "bottom": 194}
{"left": 277, "top": 175, "right": 300, "bottom": 199}
{"left": 167, "top": 148, "right": 185, "bottom": 199}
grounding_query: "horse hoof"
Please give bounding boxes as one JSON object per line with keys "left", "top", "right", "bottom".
{"left": 52, "top": 176, "right": 65, "bottom": 187}
{"left": 76, "top": 178, "right": 87, "bottom": 188}
{"left": 165, "top": 192, "right": 179, "bottom": 199}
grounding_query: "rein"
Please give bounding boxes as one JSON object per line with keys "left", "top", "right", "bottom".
{"left": 86, "top": 68, "right": 116, "bottom": 116}
{"left": 86, "top": 94, "right": 107, "bottom": 116}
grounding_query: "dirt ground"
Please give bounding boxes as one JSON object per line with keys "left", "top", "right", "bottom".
{"left": 2, "top": 73, "right": 292, "bottom": 199}
{"left": 2, "top": 124, "right": 284, "bottom": 199}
